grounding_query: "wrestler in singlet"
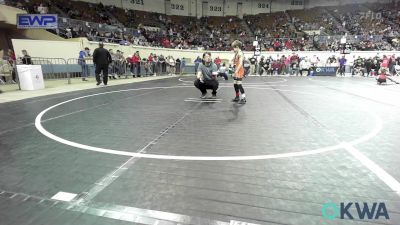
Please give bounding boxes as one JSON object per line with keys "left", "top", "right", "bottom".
{"left": 231, "top": 40, "right": 246, "bottom": 104}
{"left": 234, "top": 51, "right": 244, "bottom": 79}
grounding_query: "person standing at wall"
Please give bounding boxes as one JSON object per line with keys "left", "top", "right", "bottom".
{"left": 258, "top": 56, "right": 265, "bottom": 75}
{"left": 284, "top": 55, "right": 291, "bottom": 75}
{"left": 115, "top": 50, "right": 125, "bottom": 78}
{"left": 148, "top": 53, "right": 154, "bottom": 75}
{"left": 144, "top": 57, "right": 150, "bottom": 76}
{"left": 136, "top": 51, "right": 142, "bottom": 77}
{"left": 175, "top": 58, "right": 181, "bottom": 74}
{"left": 21, "top": 50, "right": 32, "bottom": 65}
{"left": 194, "top": 56, "right": 202, "bottom": 74}
{"left": 338, "top": 55, "right": 347, "bottom": 76}
{"left": 7, "top": 49, "right": 17, "bottom": 83}
{"left": 129, "top": 52, "right": 140, "bottom": 78}
{"left": 153, "top": 55, "right": 159, "bottom": 76}
{"left": 181, "top": 58, "right": 186, "bottom": 75}
{"left": 290, "top": 52, "right": 299, "bottom": 75}
{"left": 249, "top": 55, "right": 257, "bottom": 75}
{"left": 218, "top": 63, "right": 229, "bottom": 80}
{"left": 214, "top": 56, "right": 221, "bottom": 69}
{"left": 159, "top": 54, "right": 166, "bottom": 74}
{"left": 299, "top": 57, "right": 310, "bottom": 76}
{"left": 78, "top": 47, "right": 90, "bottom": 81}
{"left": 167, "top": 56, "right": 175, "bottom": 75}
{"left": 93, "top": 42, "right": 112, "bottom": 86}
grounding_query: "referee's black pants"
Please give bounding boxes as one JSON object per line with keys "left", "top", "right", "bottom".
{"left": 95, "top": 64, "right": 109, "bottom": 85}
{"left": 194, "top": 79, "right": 219, "bottom": 95}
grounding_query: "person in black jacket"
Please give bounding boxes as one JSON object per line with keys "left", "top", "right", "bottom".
{"left": 21, "top": 50, "right": 32, "bottom": 65}
{"left": 93, "top": 42, "right": 112, "bottom": 86}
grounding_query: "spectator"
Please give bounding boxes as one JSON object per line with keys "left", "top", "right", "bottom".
{"left": 214, "top": 57, "right": 222, "bottom": 69}
{"left": 299, "top": 57, "right": 311, "bottom": 76}
{"left": 159, "top": 54, "right": 166, "bottom": 73}
{"left": 194, "top": 56, "right": 202, "bottom": 74}
{"left": 21, "top": 50, "right": 32, "bottom": 65}
{"left": 108, "top": 49, "right": 117, "bottom": 79}
{"left": 153, "top": 54, "right": 159, "bottom": 76}
{"left": 4, "top": 0, "right": 400, "bottom": 52}
{"left": 143, "top": 57, "right": 150, "bottom": 76}
{"left": 37, "top": 3, "right": 48, "bottom": 14}
{"left": 181, "top": 57, "right": 186, "bottom": 75}
{"left": 167, "top": 56, "right": 175, "bottom": 75}
{"left": 218, "top": 63, "right": 229, "bottom": 80}
{"left": 175, "top": 58, "right": 181, "bottom": 74}
{"left": 115, "top": 50, "right": 126, "bottom": 77}
{"left": 8, "top": 49, "right": 17, "bottom": 83}
{"left": 129, "top": 52, "right": 140, "bottom": 77}
{"left": 258, "top": 57, "right": 265, "bottom": 75}
{"left": 249, "top": 56, "right": 257, "bottom": 75}
{"left": 148, "top": 53, "right": 155, "bottom": 75}
{"left": 78, "top": 47, "right": 90, "bottom": 81}
{"left": 338, "top": 55, "right": 347, "bottom": 76}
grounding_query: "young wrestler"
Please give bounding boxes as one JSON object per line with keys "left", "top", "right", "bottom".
{"left": 231, "top": 40, "right": 246, "bottom": 104}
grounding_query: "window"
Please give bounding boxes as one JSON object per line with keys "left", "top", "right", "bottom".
{"left": 130, "top": 0, "right": 144, "bottom": 5}
{"left": 171, "top": 4, "right": 184, "bottom": 10}
{"left": 291, "top": 0, "right": 303, "bottom": 6}
{"left": 209, "top": 6, "right": 222, "bottom": 11}
{"left": 257, "top": 3, "right": 269, "bottom": 8}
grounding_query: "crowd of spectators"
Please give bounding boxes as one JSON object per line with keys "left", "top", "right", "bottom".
{"left": 3, "top": 0, "right": 400, "bottom": 51}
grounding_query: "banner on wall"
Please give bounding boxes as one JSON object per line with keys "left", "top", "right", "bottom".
{"left": 314, "top": 67, "right": 338, "bottom": 76}
{"left": 303, "top": 30, "right": 321, "bottom": 35}
{"left": 142, "top": 26, "right": 160, "bottom": 31}
{"left": 17, "top": 14, "right": 58, "bottom": 29}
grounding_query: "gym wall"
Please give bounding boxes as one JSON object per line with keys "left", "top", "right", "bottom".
{"left": 11, "top": 38, "right": 400, "bottom": 65}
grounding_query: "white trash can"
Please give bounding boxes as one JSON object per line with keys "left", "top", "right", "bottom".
{"left": 17, "top": 65, "right": 45, "bottom": 90}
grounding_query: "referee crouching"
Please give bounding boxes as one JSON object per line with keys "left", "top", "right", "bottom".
{"left": 194, "top": 52, "right": 219, "bottom": 99}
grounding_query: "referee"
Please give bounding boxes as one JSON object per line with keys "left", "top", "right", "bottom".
{"left": 194, "top": 52, "right": 219, "bottom": 99}
{"left": 93, "top": 42, "right": 112, "bottom": 86}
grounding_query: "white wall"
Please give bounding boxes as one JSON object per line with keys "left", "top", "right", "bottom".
{"left": 305, "top": 0, "right": 340, "bottom": 8}
{"left": 271, "top": 0, "right": 304, "bottom": 12}
{"left": 136, "top": 0, "right": 165, "bottom": 13}
{"left": 71, "top": 0, "right": 398, "bottom": 16}
{"left": 224, "top": 0, "right": 238, "bottom": 16}
{"left": 98, "top": 0, "right": 122, "bottom": 7}
{"left": 11, "top": 38, "right": 400, "bottom": 65}
{"left": 247, "top": 0, "right": 271, "bottom": 15}
{"left": 206, "top": 0, "right": 224, "bottom": 16}
{"left": 114, "top": 0, "right": 166, "bottom": 13}
{"left": 170, "top": 0, "right": 190, "bottom": 16}
{"left": 11, "top": 39, "right": 83, "bottom": 60}
{"left": 189, "top": 0, "right": 197, "bottom": 16}
{"left": 196, "top": 0, "right": 202, "bottom": 18}
{"left": 79, "top": 0, "right": 98, "bottom": 3}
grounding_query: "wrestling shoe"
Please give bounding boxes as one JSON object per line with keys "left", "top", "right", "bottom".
{"left": 238, "top": 98, "right": 247, "bottom": 104}
{"left": 232, "top": 96, "right": 240, "bottom": 102}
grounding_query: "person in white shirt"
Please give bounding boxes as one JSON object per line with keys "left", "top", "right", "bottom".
{"left": 394, "top": 62, "right": 400, "bottom": 76}
{"left": 217, "top": 63, "right": 228, "bottom": 80}
{"left": 37, "top": 4, "right": 48, "bottom": 14}
{"left": 309, "top": 55, "right": 319, "bottom": 75}
{"left": 299, "top": 57, "right": 311, "bottom": 76}
{"left": 167, "top": 56, "right": 175, "bottom": 75}
{"left": 310, "top": 55, "right": 318, "bottom": 67}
